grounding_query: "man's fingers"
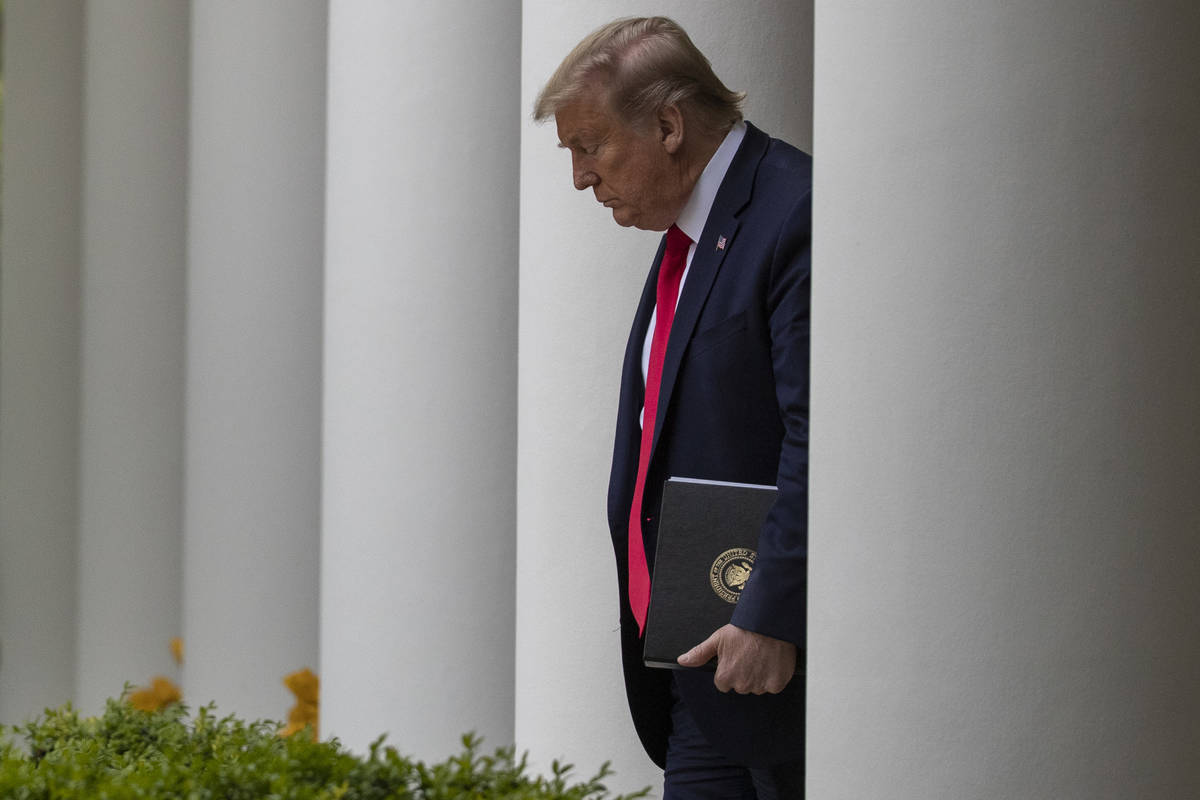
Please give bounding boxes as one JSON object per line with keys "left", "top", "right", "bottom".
{"left": 677, "top": 630, "right": 721, "bottom": 667}
{"left": 675, "top": 625, "right": 794, "bottom": 695}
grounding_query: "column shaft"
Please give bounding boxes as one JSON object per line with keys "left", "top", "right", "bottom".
{"left": 74, "top": 0, "right": 188, "bottom": 712}
{"left": 810, "top": 2, "right": 1200, "bottom": 796}
{"left": 0, "top": 0, "right": 84, "bottom": 725}
{"left": 183, "top": 0, "right": 327, "bottom": 721}
{"left": 321, "top": 0, "right": 520, "bottom": 759}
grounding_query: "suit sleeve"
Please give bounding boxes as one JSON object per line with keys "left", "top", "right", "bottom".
{"left": 729, "top": 188, "right": 812, "bottom": 649}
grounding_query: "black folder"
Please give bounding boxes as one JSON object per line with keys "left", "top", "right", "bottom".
{"left": 643, "top": 477, "right": 777, "bottom": 670}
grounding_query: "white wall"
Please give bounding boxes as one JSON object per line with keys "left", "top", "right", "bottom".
{"left": 320, "top": 0, "right": 520, "bottom": 760}
{"left": 809, "top": 1, "right": 1200, "bottom": 796}
{"left": 517, "top": 3, "right": 812, "bottom": 795}
{"left": 0, "top": 0, "right": 84, "bottom": 726}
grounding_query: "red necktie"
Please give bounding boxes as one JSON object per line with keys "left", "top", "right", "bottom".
{"left": 628, "top": 224, "right": 692, "bottom": 635}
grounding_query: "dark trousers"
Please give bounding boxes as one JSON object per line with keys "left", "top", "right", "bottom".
{"left": 663, "top": 676, "right": 805, "bottom": 799}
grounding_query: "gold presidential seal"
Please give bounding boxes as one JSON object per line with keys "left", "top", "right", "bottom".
{"left": 709, "top": 548, "right": 756, "bottom": 604}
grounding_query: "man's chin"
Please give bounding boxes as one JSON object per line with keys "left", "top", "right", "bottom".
{"left": 610, "top": 208, "right": 636, "bottom": 227}
{"left": 609, "top": 208, "right": 671, "bottom": 232}
{"left": 612, "top": 211, "right": 666, "bottom": 232}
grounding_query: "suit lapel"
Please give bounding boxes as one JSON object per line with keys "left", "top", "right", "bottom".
{"left": 610, "top": 234, "right": 667, "bottom": 520}
{"left": 649, "top": 124, "right": 770, "bottom": 458}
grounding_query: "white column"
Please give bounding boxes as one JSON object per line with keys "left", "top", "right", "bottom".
{"left": 183, "top": 1, "right": 326, "bottom": 721}
{"left": 0, "top": 0, "right": 84, "bottom": 725}
{"left": 73, "top": 0, "right": 188, "bottom": 713}
{"left": 518, "top": 3, "right": 812, "bottom": 793}
{"left": 321, "top": 1, "right": 520, "bottom": 759}
{"left": 810, "top": 2, "right": 1200, "bottom": 797}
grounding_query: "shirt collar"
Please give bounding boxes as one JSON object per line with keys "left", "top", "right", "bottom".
{"left": 674, "top": 121, "right": 747, "bottom": 243}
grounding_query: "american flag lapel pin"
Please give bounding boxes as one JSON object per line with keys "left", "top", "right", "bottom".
{"left": 716, "top": 235, "right": 727, "bottom": 251}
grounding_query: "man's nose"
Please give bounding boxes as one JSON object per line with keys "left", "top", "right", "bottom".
{"left": 573, "top": 170, "right": 597, "bottom": 190}
{"left": 572, "top": 157, "right": 597, "bottom": 190}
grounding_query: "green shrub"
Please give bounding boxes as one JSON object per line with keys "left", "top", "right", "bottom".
{"left": 0, "top": 694, "right": 650, "bottom": 799}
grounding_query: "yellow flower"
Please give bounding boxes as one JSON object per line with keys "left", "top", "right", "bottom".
{"left": 129, "top": 677, "right": 182, "bottom": 711}
{"left": 281, "top": 667, "right": 319, "bottom": 740}
{"left": 283, "top": 667, "right": 319, "bottom": 704}
{"left": 170, "top": 637, "right": 184, "bottom": 665}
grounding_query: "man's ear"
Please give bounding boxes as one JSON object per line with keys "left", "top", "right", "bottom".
{"left": 658, "top": 104, "right": 685, "bottom": 154}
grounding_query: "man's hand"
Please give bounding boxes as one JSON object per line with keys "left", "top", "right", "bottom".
{"left": 676, "top": 623, "right": 796, "bottom": 694}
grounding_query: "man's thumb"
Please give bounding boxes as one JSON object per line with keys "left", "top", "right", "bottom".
{"left": 677, "top": 631, "right": 719, "bottom": 667}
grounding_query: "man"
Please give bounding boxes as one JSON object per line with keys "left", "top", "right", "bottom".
{"left": 535, "top": 17, "right": 810, "bottom": 799}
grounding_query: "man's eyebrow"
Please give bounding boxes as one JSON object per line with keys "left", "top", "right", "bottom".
{"left": 558, "top": 130, "right": 597, "bottom": 150}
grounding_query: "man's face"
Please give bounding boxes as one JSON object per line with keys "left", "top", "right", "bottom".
{"left": 554, "top": 89, "right": 687, "bottom": 231}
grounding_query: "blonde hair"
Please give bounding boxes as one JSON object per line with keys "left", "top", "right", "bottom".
{"left": 533, "top": 17, "right": 745, "bottom": 134}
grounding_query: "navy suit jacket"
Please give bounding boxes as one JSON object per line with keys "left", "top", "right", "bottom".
{"left": 606, "top": 123, "right": 811, "bottom": 768}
